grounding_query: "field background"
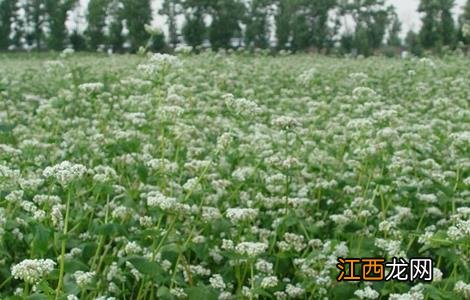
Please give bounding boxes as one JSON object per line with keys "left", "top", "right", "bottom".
{"left": 0, "top": 52, "right": 469, "bottom": 299}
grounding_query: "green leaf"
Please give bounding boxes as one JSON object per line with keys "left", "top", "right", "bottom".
{"left": 27, "top": 295, "right": 48, "bottom": 300}
{"left": 125, "top": 256, "right": 165, "bottom": 281}
{"left": 425, "top": 285, "right": 457, "bottom": 300}
{"left": 33, "top": 224, "right": 51, "bottom": 255}
{"left": 64, "top": 258, "right": 88, "bottom": 273}
{"left": 82, "top": 242, "right": 98, "bottom": 261}
{"left": 186, "top": 286, "right": 218, "bottom": 300}
{"left": 157, "top": 286, "right": 174, "bottom": 300}
{"left": 190, "top": 243, "right": 209, "bottom": 261}
{"left": 93, "top": 223, "right": 127, "bottom": 237}
{"left": 36, "top": 280, "right": 55, "bottom": 296}
{"left": 253, "top": 287, "right": 272, "bottom": 298}
{"left": 331, "top": 282, "right": 356, "bottom": 299}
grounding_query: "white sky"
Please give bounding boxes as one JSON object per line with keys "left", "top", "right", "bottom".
{"left": 72, "top": 0, "right": 468, "bottom": 37}
{"left": 390, "top": 0, "right": 466, "bottom": 33}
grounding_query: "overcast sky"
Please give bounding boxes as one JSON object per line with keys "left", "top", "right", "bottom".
{"left": 390, "top": 0, "right": 466, "bottom": 33}
{"left": 73, "top": 0, "right": 468, "bottom": 37}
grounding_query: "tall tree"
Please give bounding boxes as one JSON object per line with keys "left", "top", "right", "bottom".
{"left": 439, "top": 0, "right": 456, "bottom": 46}
{"left": 23, "top": 0, "right": 48, "bottom": 50}
{"left": 418, "top": 0, "right": 456, "bottom": 49}
{"left": 387, "top": 9, "right": 402, "bottom": 47}
{"left": 303, "top": 0, "right": 338, "bottom": 50}
{"left": 244, "top": 0, "right": 272, "bottom": 49}
{"left": 0, "top": 0, "right": 16, "bottom": 50}
{"left": 182, "top": 6, "right": 206, "bottom": 48}
{"left": 463, "top": 0, "right": 470, "bottom": 21}
{"left": 10, "top": 1, "right": 25, "bottom": 49}
{"left": 275, "top": 0, "right": 294, "bottom": 49}
{"left": 462, "top": 0, "right": 470, "bottom": 25}
{"left": 339, "top": 0, "right": 393, "bottom": 56}
{"left": 107, "top": 0, "right": 125, "bottom": 52}
{"left": 86, "top": 0, "right": 109, "bottom": 50}
{"left": 275, "top": 0, "right": 337, "bottom": 51}
{"left": 208, "top": 0, "right": 245, "bottom": 50}
{"left": 45, "top": 0, "right": 77, "bottom": 50}
{"left": 160, "top": 0, "right": 181, "bottom": 48}
{"left": 459, "top": 0, "right": 470, "bottom": 44}
{"left": 70, "top": 29, "right": 87, "bottom": 51}
{"left": 122, "top": 0, "right": 152, "bottom": 52}
{"left": 405, "top": 29, "right": 423, "bottom": 55}
{"left": 291, "top": 11, "right": 310, "bottom": 50}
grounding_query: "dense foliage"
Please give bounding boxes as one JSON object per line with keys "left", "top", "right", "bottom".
{"left": 0, "top": 52, "right": 469, "bottom": 299}
{"left": 1, "top": 0, "right": 470, "bottom": 55}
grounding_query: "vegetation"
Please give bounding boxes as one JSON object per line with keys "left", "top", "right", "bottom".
{"left": 1, "top": 0, "right": 470, "bottom": 55}
{"left": 0, "top": 51, "right": 469, "bottom": 299}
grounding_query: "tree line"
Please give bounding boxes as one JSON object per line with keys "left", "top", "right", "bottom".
{"left": 0, "top": 0, "right": 470, "bottom": 55}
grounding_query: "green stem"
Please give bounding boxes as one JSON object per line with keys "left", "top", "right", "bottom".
{"left": 55, "top": 188, "right": 72, "bottom": 299}
{"left": 250, "top": 262, "right": 254, "bottom": 300}
{"left": 91, "top": 196, "right": 110, "bottom": 270}
{"left": 406, "top": 212, "right": 425, "bottom": 253}
{"left": 0, "top": 276, "right": 11, "bottom": 290}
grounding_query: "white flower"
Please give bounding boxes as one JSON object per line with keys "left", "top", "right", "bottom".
{"left": 389, "top": 284, "right": 425, "bottom": 300}
{"left": 447, "top": 220, "right": 470, "bottom": 240}
{"left": 92, "top": 165, "right": 117, "bottom": 183}
{"left": 60, "top": 48, "right": 75, "bottom": 57}
{"left": 218, "top": 291, "right": 233, "bottom": 300}
{"left": 463, "top": 23, "right": 470, "bottom": 38}
{"left": 297, "top": 68, "right": 317, "bottom": 85}
{"left": 144, "top": 24, "right": 162, "bottom": 36}
{"left": 416, "top": 193, "right": 438, "bottom": 203}
{"left": 375, "top": 238, "right": 405, "bottom": 257}
{"left": 139, "top": 216, "right": 153, "bottom": 227}
{"left": 221, "top": 239, "right": 234, "bottom": 250}
{"left": 260, "top": 276, "right": 278, "bottom": 288}
{"left": 419, "top": 57, "right": 436, "bottom": 69}
{"left": 5, "top": 190, "right": 24, "bottom": 202}
{"left": 44, "top": 60, "right": 65, "bottom": 71}
{"left": 235, "top": 242, "right": 268, "bottom": 257}
{"left": 138, "top": 53, "right": 179, "bottom": 77}
{"left": 352, "top": 86, "right": 377, "bottom": 99}
{"left": 217, "top": 132, "right": 233, "bottom": 152}
{"left": 278, "top": 233, "right": 306, "bottom": 252}
{"left": 255, "top": 259, "right": 273, "bottom": 274}
{"left": 232, "top": 167, "right": 255, "bottom": 181}
{"left": 73, "top": 271, "right": 95, "bottom": 287}
{"left": 354, "top": 286, "right": 380, "bottom": 299}
{"left": 145, "top": 191, "right": 177, "bottom": 211}
{"left": 209, "top": 274, "right": 226, "bottom": 290}
{"left": 124, "top": 241, "right": 142, "bottom": 255}
{"left": 78, "top": 82, "right": 104, "bottom": 94}
{"left": 224, "top": 94, "right": 262, "bottom": 117}
{"left": 226, "top": 208, "right": 258, "bottom": 223}
{"left": 455, "top": 281, "right": 470, "bottom": 299}
{"left": 433, "top": 268, "right": 443, "bottom": 282}
{"left": 43, "top": 161, "right": 87, "bottom": 186}
{"left": 272, "top": 116, "right": 301, "bottom": 130}
{"left": 11, "top": 259, "right": 56, "bottom": 283}
{"left": 51, "top": 204, "right": 65, "bottom": 229}
{"left": 285, "top": 283, "right": 305, "bottom": 298}
{"left": 202, "top": 206, "right": 222, "bottom": 221}
{"left": 170, "top": 287, "right": 187, "bottom": 299}
{"left": 175, "top": 45, "right": 193, "bottom": 54}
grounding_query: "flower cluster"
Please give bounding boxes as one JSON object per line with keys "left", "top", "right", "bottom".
{"left": 11, "top": 259, "right": 56, "bottom": 283}
{"left": 0, "top": 52, "right": 468, "bottom": 299}
{"left": 43, "top": 161, "right": 87, "bottom": 186}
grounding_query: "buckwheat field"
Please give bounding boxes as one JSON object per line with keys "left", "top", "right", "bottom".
{"left": 0, "top": 52, "right": 469, "bottom": 300}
